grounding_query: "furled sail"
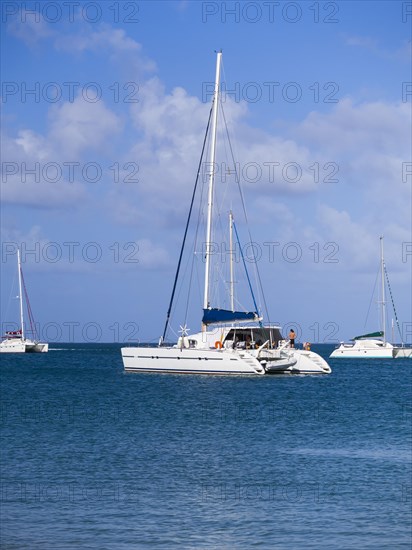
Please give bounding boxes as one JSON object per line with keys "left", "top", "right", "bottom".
{"left": 202, "top": 308, "right": 259, "bottom": 325}
{"left": 352, "top": 331, "right": 384, "bottom": 341}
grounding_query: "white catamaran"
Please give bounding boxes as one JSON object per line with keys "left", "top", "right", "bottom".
{"left": 121, "top": 52, "right": 331, "bottom": 375}
{"left": 330, "top": 237, "right": 411, "bottom": 359}
{"left": 0, "top": 249, "right": 48, "bottom": 353}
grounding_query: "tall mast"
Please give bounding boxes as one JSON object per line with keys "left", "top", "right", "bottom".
{"left": 380, "top": 236, "right": 386, "bottom": 344}
{"left": 203, "top": 51, "right": 222, "bottom": 313}
{"left": 17, "top": 248, "right": 25, "bottom": 341}
{"left": 229, "top": 211, "right": 235, "bottom": 311}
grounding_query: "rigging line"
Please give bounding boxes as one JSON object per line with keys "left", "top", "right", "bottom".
{"left": 182, "top": 146, "right": 210, "bottom": 328}
{"left": 213, "top": 261, "right": 233, "bottom": 307}
{"left": 220, "top": 104, "right": 270, "bottom": 321}
{"left": 161, "top": 104, "right": 214, "bottom": 343}
{"left": 212, "top": 111, "right": 232, "bottom": 267}
{"left": 364, "top": 262, "right": 380, "bottom": 329}
{"left": 172, "top": 234, "right": 196, "bottom": 329}
{"left": 384, "top": 262, "right": 404, "bottom": 344}
{"left": 169, "top": 161, "right": 209, "bottom": 331}
{"left": 20, "top": 268, "right": 39, "bottom": 341}
{"left": 4, "top": 270, "right": 18, "bottom": 325}
{"left": 233, "top": 221, "right": 261, "bottom": 325}
{"left": 183, "top": 222, "right": 199, "bottom": 328}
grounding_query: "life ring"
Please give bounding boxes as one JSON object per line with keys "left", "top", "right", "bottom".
{"left": 215, "top": 341, "right": 223, "bottom": 349}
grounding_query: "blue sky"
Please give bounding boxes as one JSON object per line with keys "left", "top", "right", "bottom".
{"left": 1, "top": 0, "right": 411, "bottom": 344}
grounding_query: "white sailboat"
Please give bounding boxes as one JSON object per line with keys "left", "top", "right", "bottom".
{"left": 121, "top": 52, "right": 331, "bottom": 375}
{"left": 0, "top": 249, "right": 48, "bottom": 353}
{"left": 330, "top": 237, "right": 411, "bottom": 359}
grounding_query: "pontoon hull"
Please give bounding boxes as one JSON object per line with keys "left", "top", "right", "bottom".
{"left": 330, "top": 340, "right": 394, "bottom": 358}
{"left": 121, "top": 346, "right": 331, "bottom": 375}
{"left": 25, "top": 342, "right": 49, "bottom": 353}
{"left": 393, "top": 347, "right": 412, "bottom": 359}
{"left": 0, "top": 340, "right": 26, "bottom": 353}
{"left": 0, "top": 339, "right": 49, "bottom": 353}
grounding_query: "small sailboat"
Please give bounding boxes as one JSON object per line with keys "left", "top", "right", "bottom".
{"left": 0, "top": 249, "right": 48, "bottom": 353}
{"left": 121, "top": 52, "right": 331, "bottom": 375}
{"left": 330, "top": 237, "right": 411, "bottom": 359}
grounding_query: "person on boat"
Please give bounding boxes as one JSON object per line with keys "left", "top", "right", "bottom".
{"left": 288, "top": 329, "right": 296, "bottom": 348}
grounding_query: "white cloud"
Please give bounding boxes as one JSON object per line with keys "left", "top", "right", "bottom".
{"left": 8, "top": 10, "right": 140, "bottom": 53}
{"left": 14, "top": 130, "right": 51, "bottom": 160}
{"left": 48, "top": 96, "right": 123, "bottom": 157}
{"left": 101, "top": 89, "right": 411, "bottom": 313}
{"left": 116, "top": 77, "right": 329, "bottom": 228}
{"left": 131, "top": 77, "right": 211, "bottom": 149}
{"left": 115, "top": 91, "right": 411, "bottom": 234}
{"left": 136, "top": 238, "right": 171, "bottom": 269}
{"left": 7, "top": 10, "right": 156, "bottom": 77}
{"left": 8, "top": 10, "right": 54, "bottom": 46}
{"left": 343, "top": 34, "right": 412, "bottom": 61}
{"left": 297, "top": 99, "right": 410, "bottom": 156}
{"left": 1, "top": 96, "right": 123, "bottom": 208}
{"left": 4, "top": 17, "right": 410, "bottom": 286}
{"left": 345, "top": 35, "right": 377, "bottom": 49}
{"left": 106, "top": 193, "right": 145, "bottom": 226}
{"left": 1, "top": 169, "right": 88, "bottom": 209}
{"left": 316, "top": 206, "right": 375, "bottom": 267}
{"left": 315, "top": 204, "right": 411, "bottom": 274}
{"left": 294, "top": 99, "right": 411, "bottom": 217}
{"left": 55, "top": 26, "right": 141, "bottom": 53}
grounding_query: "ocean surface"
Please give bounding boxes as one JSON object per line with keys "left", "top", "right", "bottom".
{"left": 1, "top": 344, "right": 411, "bottom": 549}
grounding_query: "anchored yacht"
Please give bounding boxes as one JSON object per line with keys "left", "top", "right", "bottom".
{"left": 121, "top": 52, "right": 331, "bottom": 375}
{"left": 1, "top": 249, "right": 48, "bottom": 354}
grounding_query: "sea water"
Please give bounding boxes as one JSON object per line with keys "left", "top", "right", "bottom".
{"left": 1, "top": 344, "right": 411, "bottom": 549}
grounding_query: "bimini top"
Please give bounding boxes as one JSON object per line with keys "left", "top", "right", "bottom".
{"left": 352, "top": 330, "right": 384, "bottom": 341}
{"left": 202, "top": 308, "right": 260, "bottom": 325}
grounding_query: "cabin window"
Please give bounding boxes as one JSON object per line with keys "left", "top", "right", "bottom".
{"left": 223, "top": 328, "right": 282, "bottom": 349}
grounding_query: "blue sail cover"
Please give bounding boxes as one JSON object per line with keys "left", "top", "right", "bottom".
{"left": 202, "top": 308, "right": 259, "bottom": 325}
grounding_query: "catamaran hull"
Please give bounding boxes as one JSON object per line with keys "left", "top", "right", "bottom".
{"left": 393, "top": 347, "right": 412, "bottom": 359}
{"left": 330, "top": 341, "right": 394, "bottom": 358}
{"left": 264, "top": 350, "right": 331, "bottom": 374}
{"left": 0, "top": 340, "right": 49, "bottom": 353}
{"left": 0, "top": 340, "right": 26, "bottom": 353}
{"left": 122, "top": 347, "right": 264, "bottom": 375}
{"left": 25, "top": 342, "right": 49, "bottom": 353}
{"left": 121, "top": 347, "right": 331, "bottom": 375}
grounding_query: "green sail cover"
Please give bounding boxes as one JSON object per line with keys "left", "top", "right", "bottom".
{"left": 351, "top": 331, "right": 384, "bottom": 341}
